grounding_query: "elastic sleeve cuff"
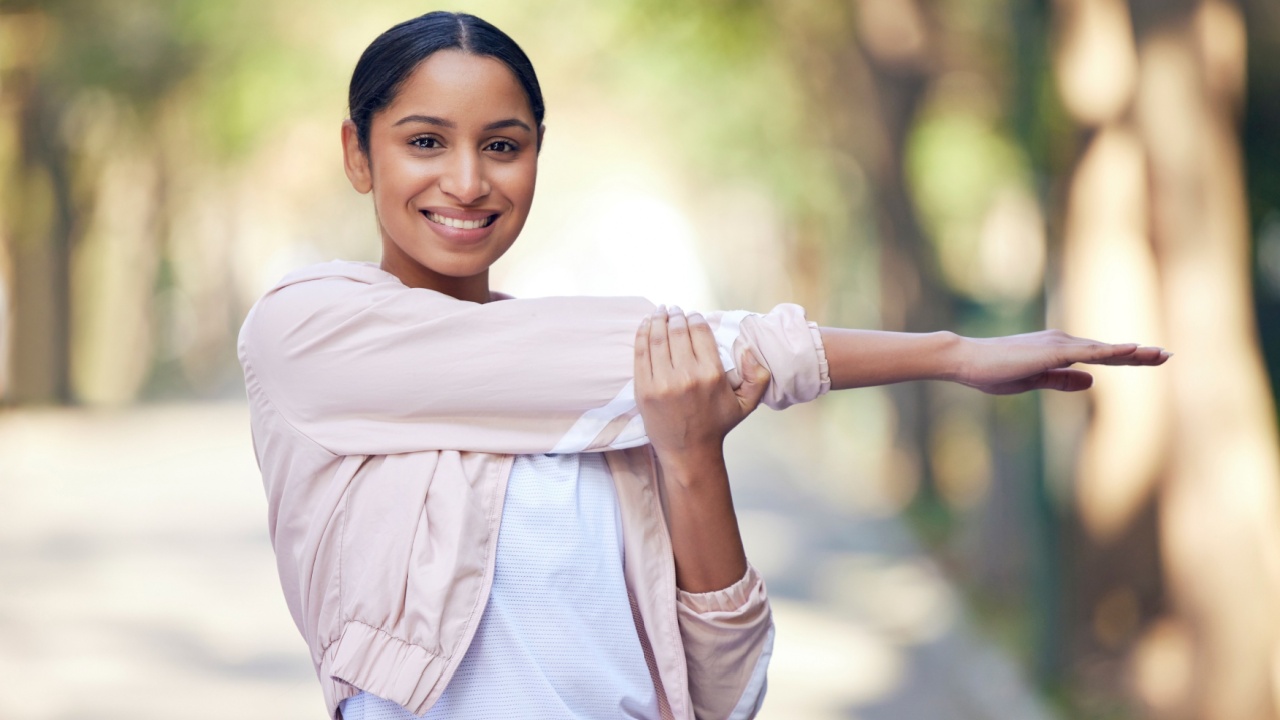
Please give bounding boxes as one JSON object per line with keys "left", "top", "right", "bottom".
{"left": 808, "top": 321, "right": 832, "bottom": 394}
{"left": 676, "top": 563, "right": 766, "bottom": 616}
{"left": 676, "top": 563, "right": 774, "bottom": 719}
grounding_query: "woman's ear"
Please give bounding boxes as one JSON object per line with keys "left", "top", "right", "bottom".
{"left": 341, "top": 120, "right": 373, "bottom": 194}
{"left": 536, "top": 123, "right": 546, "bottom": 153}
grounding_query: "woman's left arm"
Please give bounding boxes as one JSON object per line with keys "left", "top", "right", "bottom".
{"left": 635, "top": 305, "right": 776, "bottom": 720}
{"left": 818, "top": 327, "right": 1169, "bottom": 393}
{"left": 635, "top": 305, "right": 772, "bottom": 592}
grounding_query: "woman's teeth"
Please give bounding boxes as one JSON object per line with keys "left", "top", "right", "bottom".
{"left": 426, "top": 212, "right": 494, "bottom": 229}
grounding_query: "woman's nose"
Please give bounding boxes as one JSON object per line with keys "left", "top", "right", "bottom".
{"left": 439, "top": 151, "right": 490, "bottom": 204}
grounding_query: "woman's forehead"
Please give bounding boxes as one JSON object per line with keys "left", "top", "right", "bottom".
{"left": 382, "top": 50, "right": 534, "bottom": 126}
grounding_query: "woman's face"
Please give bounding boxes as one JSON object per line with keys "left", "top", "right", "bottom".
{"left": 342, "top": 49, "right": 542, "bottom": 295}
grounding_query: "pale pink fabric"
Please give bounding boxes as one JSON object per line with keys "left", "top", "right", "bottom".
{"left": 238, "top": 260, "right": 831, "bottom": 718}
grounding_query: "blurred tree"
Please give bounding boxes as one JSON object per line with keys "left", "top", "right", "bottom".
{"left": 0, "top": 0, "right": 204, "bottom": 403}
{"left": 1053, "top": 0, "right": 1280, "bottom": 717}
{"left": 1244, "top": 0, "right": 1280, "bottom": 414}
{"left": 0, "top": 0, "right": 327, "bottom": 404}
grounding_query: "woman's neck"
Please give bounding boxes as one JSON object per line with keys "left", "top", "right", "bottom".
{"left": 380, "top": 247, "right": 491, "bottom": 304}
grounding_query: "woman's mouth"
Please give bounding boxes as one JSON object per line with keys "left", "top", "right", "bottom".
{"left": 423, "top": 211, "right": 498, "bottom": 229}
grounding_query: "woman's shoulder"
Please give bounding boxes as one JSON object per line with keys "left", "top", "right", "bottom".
{"left": 239, "top": 260, "right": 448, "bottom": 357}
{"left": 243, "top": 261, "right": 378, "bottom": 332}
{"left": 250, "top": 259, "right": 446, "bottom": 315}
{"left": 265, "top": 259, "right": 394, "bottom": 294}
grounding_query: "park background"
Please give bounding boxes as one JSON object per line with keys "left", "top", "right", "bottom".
{"left": 2, "top": 0, "right": 1279, "bottom": 718}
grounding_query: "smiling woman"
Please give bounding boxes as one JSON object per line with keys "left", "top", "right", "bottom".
{"left": 341, "top": 21, "right": 544, "bottom": 303}
{"left": 236, "top": 10, "right": 1168, "bottom": 720}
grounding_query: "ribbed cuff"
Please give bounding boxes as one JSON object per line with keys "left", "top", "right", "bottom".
{"left": 676, "top": 563, "right": 765, "bottom": 615}
{"left": 808, "top": 321, "right": 832, "bottom": 395}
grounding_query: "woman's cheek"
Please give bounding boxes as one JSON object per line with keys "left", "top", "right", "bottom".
{"left": 501, "top": 158, "right": 538, "bottom": 208}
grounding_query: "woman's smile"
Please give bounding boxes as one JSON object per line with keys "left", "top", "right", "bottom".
{"left": 422, "top": 210, "right": 499, "bottom": 230}
{"left": 420, "top": 207, "right": 503, "bottom": 245}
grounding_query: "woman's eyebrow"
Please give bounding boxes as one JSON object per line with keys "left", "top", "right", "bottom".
{"left": 391, "top": 115, "right": 531, "bottom": 133}
{"left": 393, "top": 114, "right": 455, "bottom": 128}
{"left": 482, "top": 118, "right": 532, "bottom": 133}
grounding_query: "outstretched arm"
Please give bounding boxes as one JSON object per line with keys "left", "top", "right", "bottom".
{"left": 819, "top": 328, "right": 1169, "bottom": 394}
{"left": 243, "top": 263, "right": 1166, "bottom": 458}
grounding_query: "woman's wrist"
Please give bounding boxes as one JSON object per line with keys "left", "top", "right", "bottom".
{"left": 935, "top": 330, "right": 968, "bottom": 383}
{"left": 653, "top": 442, "right": 729, "bottom": 489}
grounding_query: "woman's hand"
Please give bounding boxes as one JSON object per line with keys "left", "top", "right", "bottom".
{"left": 634, "top": 305, "right": 772, "bottom": 462}
{"left": 952, "top": 330, "right": 1170, "bottom": 395}
{"left": 634, "top": 304, "right": 770, "bottom": 593}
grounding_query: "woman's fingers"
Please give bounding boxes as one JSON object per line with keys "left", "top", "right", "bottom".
{"left": 686, "top": 310, "right": 768, "bottom": 416}
{"left": 1095, "top": 345, "right": 1170, "bottom": 365}
{"left": 1063, "top": 341, "right": 1169, "bottom": 367}
{"left": 962, "top": 330, "right": 1169, "bottom": 394}
{"left": 666, "top": 306, "right": 697, "bottom": 368}
{"left": 1038, "top": 368, "right": 1095, "bottom": 392}
{"left": 983, "top": 368, "right": 1094, "bottom": 395}
{"left": 635, "top": 306, "right": 757, "bottom": 455}
{"left": 647, "top": 305, "right": 672, "bottom": 372}
{"left": 687, "top": 312, "right": 720, "bottom": 364}
{"left": 735, "top": 350, "right": 771, "bottom": 413}
{"left": 634, "top": 315, "right": 653, "bottom": 381}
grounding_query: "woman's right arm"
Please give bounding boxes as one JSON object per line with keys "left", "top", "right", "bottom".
{"left": 237, "top": 265, "right": 828, "bottom": 457}
{"left": 240, "top": 263, "right": 1164, "bottom": 458}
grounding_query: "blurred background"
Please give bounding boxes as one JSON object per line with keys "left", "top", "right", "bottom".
{"left": 2, "top": 0, "right": 1278, "bottom": 718}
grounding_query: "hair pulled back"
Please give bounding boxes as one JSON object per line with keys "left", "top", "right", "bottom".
{"left": 348, "top": 12, "right": 545, "bottom": 154}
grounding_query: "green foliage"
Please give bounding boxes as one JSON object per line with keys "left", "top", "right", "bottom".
{"left": 23, "top": 0, "right": 204, "bottom": 112}
{"left": 598, "top": 0, "right": 850, "bottom": 220}
{"left": 191, "top": 38, "right": 330, "bottom": 159}
{"left": 906, "top": 109, "right": 1033, "bottom": 298}
{"left": 909, "top": 113, "right": 1026, "bottom": 228}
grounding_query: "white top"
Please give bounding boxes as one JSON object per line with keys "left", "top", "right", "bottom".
{"left": 339, "top": 453, "right": 660, "bottom": 720}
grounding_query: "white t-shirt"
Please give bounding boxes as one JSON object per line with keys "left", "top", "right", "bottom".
{"left": 340, "top": 452, "right": 659, "bottom": 719}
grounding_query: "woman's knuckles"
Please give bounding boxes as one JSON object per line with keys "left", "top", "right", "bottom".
{"left": 697, "top": 370, "right": 725, "bottom": 387}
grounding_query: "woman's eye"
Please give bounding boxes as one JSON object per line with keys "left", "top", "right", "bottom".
{"left": 410, "top": 136, "right": 441, "bottom": 150}
{"left": 487, "top": 140, "right": 517, "bottom": 153}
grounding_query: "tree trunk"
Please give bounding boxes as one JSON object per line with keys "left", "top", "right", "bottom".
{"left": 5, "top": 49, "right": 75, "bottom": 405}
{"left": 1055, "top": 0, "right": 1280, "bottom": 716}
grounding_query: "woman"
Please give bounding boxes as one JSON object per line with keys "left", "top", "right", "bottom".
{"left": 238, "top": 11, "right": 1167, "bottom": 720}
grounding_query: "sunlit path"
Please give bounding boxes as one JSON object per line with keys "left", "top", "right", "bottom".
{"left": 0, "top": 404, "right": 320, "bottom": 718}
{"left": 0, "top": 403, "right": 1050, "bottom": 719}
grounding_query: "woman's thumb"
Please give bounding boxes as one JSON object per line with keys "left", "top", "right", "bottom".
{"left": 737, "top": 351, "right": 771, "bottom": 412}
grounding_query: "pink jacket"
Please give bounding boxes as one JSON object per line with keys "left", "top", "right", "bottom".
{"left": 237, "top": 261, "right": 831, "bottom": 719}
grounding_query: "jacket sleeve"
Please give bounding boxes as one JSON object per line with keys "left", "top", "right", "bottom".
{"left": 676, "top": 564, "right": 774, "bottom": 720}
{"left": 238, "top": 272, "right": 830, "bottom": 456}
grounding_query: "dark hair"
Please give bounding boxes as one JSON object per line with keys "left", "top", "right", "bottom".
{"left": 348, "top": 12, "right": 545, "bottom": 154}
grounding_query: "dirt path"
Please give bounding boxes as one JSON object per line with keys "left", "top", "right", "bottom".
{"left": 0, "top": 403, "right": 1052, "bottom": 719}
